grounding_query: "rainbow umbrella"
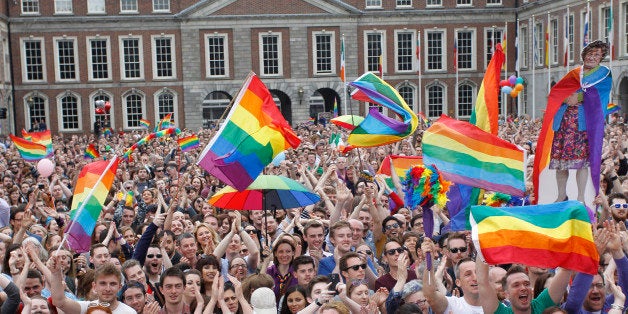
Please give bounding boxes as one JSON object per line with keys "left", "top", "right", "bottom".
{"left": 331, "top": 115, "right": 364, "bottom": 131}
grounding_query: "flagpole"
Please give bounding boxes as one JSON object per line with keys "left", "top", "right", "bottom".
{"left": 503, "top": 21, "right": 508, "bottom": 119}
{"left": 417, "top": 30, "right": 422, "bottom": 114}
{"left": 565, "top": 6, "right": 570, "bottom": 68}
{"left": 341, "top": 34, "right": 348, "bottom": 115}
{"left": 516, "top": 18, "right": 521, "bottom": 117}
{"left": 532, "top": 15, "right": 536, "bottom": 120}
{"left": 455, "top": 31, "right": 459, "bottom": 118}
{"left": 609, "top": 0, "right": 613, "bottom": 69}
{"left": 547, "top": 12, "right": 551, "bottom": 95}
{"left": 56, "top": 155, "right": 119, "bottom": 255}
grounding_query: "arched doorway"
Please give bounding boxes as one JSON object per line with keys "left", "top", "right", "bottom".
{"left": 269, "top": 89, "right": 293, "bottom": 125}
{"left": 308, "top": 88, "right": 341, "bottom": 120}
{"left": 202, "top": 91, "right": 232, "bottom": 129}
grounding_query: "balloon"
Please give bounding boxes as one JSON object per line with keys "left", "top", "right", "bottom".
{"left": 95, "top": 108, "right": 105, "bottom": 114}
{"left": 499, "top": 80, "right": 509, "bottom": 87}
{"left": 508, "top": 75, "right": 517, "bottom": 85}
{"left": 516, "top": 77, "right": 524, "bottom": 85}
{"left": 515, "top": 84, "right": 524, "bottom": 91}
{"left": 104, "top": 101, "right": 111, "bottom": 113}
{"left": 501, "top": 86, "right": 513, "bottom": 94}
{"left": 37, "top": 158, "right": 55, "bottom": 178}
{"left": 510, "top": 90, "right": 518, "bottom": 98}
{"left": 95, "top": 100, "right": 105, "bottom": 108}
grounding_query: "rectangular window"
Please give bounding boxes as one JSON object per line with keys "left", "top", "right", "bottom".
{"left": 313, "top": 32, "right": 335, "bottom": 75}
{"left": 22, "top": 0, "right": 39, "bottom": 14}
{"left": 426, "top": 31, "right": 444, "bottom": 71}
{"left": 120, "top": 0, "right": 138, "bottom": 13}
{"left": 54, "top": 0, "right": 72, "bottom": 14}
{"left": 624, "top": 3, "right": 628, "bottom": 57}
{"left": 88, "top": 38, "right": 110, "bottom": 80}
{"left": 125, "top": 95, "right": 143, "bottom": 128}
{"left": 582, "top": 11, "right": 590, "bottom": 51}
{"left": 535, "top": 23, "right": 544, "bottom": 66}
{"left": 153, "top": 0, "right": 170, "bottom": 12}
{"left": 88, "top": 0, "right": 105, "bottom": 13}
{"left": 457, "top": 85, "right": 473, "bottom": 117}
{"left": 22, "top": 39, "right": 44, "bottom": 82}
{"left": 485, "top": 28, "right": 503, "bottom": 67}
{"left": 520, "top": 26, "right": 528, "bottom": 68}
{"left": 395, "top": 31, "right": 414, "bottom": 72}
{"left": 60, "top": 96, "right": 80, "bottom": 131}
{"left": 120, "top": 37, "right": 143, "bottom": 80}
{"left": 551, "top": 19, "right": 559, "bottom": 64}
{"left": 259, "top": 33, "right": 282, "bottom": 76}
{"left": 365, "top": 32, "right": 384, "bottom": 73}
{"left": 456, "top": 0, "right": 472, "bottom": 6}
{"left": 366, "top": 0, "right": 382, "bottom": 8}
{"left": 457, "top": 30, "right": 474, "bottom": 70}
{"left": 603, "top": 7, "right": 611, "bottom": 58}
{"left": 568, "top": 14, "right": 574, "bottom": 62}
{"left": 486, "top": 0, "right": 501, "bottom": 5}
{"left": 55, "top": 38, "right": 77, "bottom": 81}
{"left": 427, "top": 86, "right": 444, "bottom": 117}
{"left": 396, "top": 0, "right": 411, "bottom": 7}
{"left": 426, "top": 0, "right": 442, "bottom": 6}
{"left": 153, "top": 35, "right": 175, "bottom": 79}
{"left": 206, "top": 34, "right": 229, "bottom": 77}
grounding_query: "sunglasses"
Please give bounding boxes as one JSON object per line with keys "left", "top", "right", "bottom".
{"left": 449, "top": 247, "right": 468, "bottom": 254}
{"left": 357, "top": 250, "right": 373, "bottom": 255}
{"left": 385, "top": 223, "right": 400, "bottom": 230}
{"left": 345, "top": 263, "right": 367, "bottom": 271}
{"left": 385, "top": 247, "right": 405, "bottom": 255}
{"left": 614, "top": 204, "right": 628, "bottom": 209}
{"left": 147, "top": 254, "right": 163, "bottom": 259}
{"left": 245, "top": 229, "right": 257, "bottom": 234}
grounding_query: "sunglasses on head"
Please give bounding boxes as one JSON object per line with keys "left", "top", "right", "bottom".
{"left": 614, "top": 204, "right": 628, "bottom": 209}
{"left": 147, "top": 254, "right": 163, "bottom": 259}
{"left": 357, "top": 250, "right": 372, "bottom": 255}
{"left": 449, "top": 247, "right": 468, "bottom": 254}
{"left": 345, "top": 263, "right": 367, "bottom": 271}
{"left": 385, "top": 247, "right": 405, "bottom": 255}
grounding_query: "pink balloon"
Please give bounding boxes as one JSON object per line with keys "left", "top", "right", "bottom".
{"left": 37, "top": 158, "right": 55, "bottom": 178}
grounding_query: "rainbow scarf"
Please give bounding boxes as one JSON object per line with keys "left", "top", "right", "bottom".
{"left": 84, "top": 143, "right": 100, "bottom": 159}
{"left": 197, "top": 73, "right": 301, "bottom": 190}
{"left": 422, "top": 115, "right": 525, "bottom": 196}
{"left": 469, "top": 44, "right": 504, "bottom": 135}
{"left": 471, "top": 201, "right": 599, "bottom": 275}
{"left": 347, "top": 72, "right": 418, "bottom": 147}
{"left": 533, "top": 66, "right": 612, "bottom": 206}
{"left": 178, "top": 135, "right": 200, "bottom": 152}
{"left": 65, "top": 158, "right": 120, "bottom": 253}
{"left": 10, "top": 134, "right": 52, "bottom": 162}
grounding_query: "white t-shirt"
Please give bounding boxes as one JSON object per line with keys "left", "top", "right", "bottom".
{"left": 78, "top": 300, "right": 137, "bottom": 314}
{"left": 445, "top": 296, "right": 484, "bottom": 314}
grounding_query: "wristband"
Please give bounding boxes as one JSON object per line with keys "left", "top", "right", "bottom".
{"left": 611, "top": 304, "right": 624, "bottom": 310}
{"left": 115, "top": 235, "right": 123, "bottom": 240}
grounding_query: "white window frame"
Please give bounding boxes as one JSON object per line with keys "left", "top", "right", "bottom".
{"left": 426, "top": 82, "right": 448, "bottom": 118}
{"left": 311, "top": 31, "right": 336, "bottom": 76}
{"left": 424, "top": 29, "right": 446, "bottom": 72}
{"left": 394, "top": 30, "right": 416, "bottom": 73}
{"left": 426, "top": 0, "right": 442, "bottom": 7}
{"left": 152, "top": 0, "right": 170, "bottom": 13}
{"left": 205, "top": 33, "right": 230, "bottom": 78}
{"left": 56, "top": 92, "right": 82, "bottom": 132}
{"left": 581, "top": 9, "right": 591, "bottom": 51}
{"left": 119, "top": 36, "right": 145, "bottom": 81}
{"left": 366, "top": 0, "right": 382, "bottom": 9}
{"left": 54, "top": 0, "right": 73, "bottom": 14}
{"left": 86, "top": 36, "right": 112, "bottom": 81}
{"left": 455, "top": 28, "right": 476, "bottom": 71}
{"left": 87, "top": 0, "right": 106, "bottom": 14}
{"left": 153, "top": 89, "right": 179, "bottom": 126}
{"left": 520, "top": 25, "right": 528, "bottom": 69}
{"left": 20, "top": 37, "right": 47, "bottom": 83}
{"left": 567, "top": 13, "right": 575, "bottom": 63}
{"left": 258, "top": 32, "right": 283, "bottom": 77}
{"left": 122, "top": 90, "right": 146, "bottom": 129}
{"left": 23, "top": 93, "right": 49, "bottom": 131}
{"left": 486, "top": 0, "right": 502, "bottom": 6}
{"left": 456, "top": 0, "right": 472, "bottom": 7}
{"left": 534, "top": 23, "right": 544, "bottom": 67}
{"left": 120, "top": 0, "right": 138, "bottom": 13}
{"left": 396, "top": 82, "right": 417, "bottom": 111}
{"left": 484, "top": 27, "right": 504, "bottom": 69}
{"left": 622, "top": 2, "right": 628, "bottom": 57}
{"left": 21, "top": 0, "right": 39, "bottom": 15}
{"left": 396, "top": 0, "right": 412, "bottom": 8}
{"left": 551, "top": 18, "right": 559, "bottom": 65}
{"left": 151, "top": 34, "right": 177, "bottom": 80}
{"left": 89, "top": 91, "right": 116, "bottom": 131}
{"left": 363, "top": 30, "right": 386, "bottom": 74}
{"left": 456, "top": 81, "right": 477, "bottom": 118}
{"left": 53, "top": 36, "right": 79, "bottom": 82}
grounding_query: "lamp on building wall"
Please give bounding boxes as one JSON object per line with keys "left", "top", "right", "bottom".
{"left": 298, "top": 87, "right": 304, "bottom": 105}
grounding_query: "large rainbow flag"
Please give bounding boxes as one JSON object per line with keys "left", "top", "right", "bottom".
{"left": 65, "top": 157, "right": 119, "bottom": 253}
{"left": 422, "top": 115, "right": 525, "bottom": 196}
{"left": 9, "top": 134, "right": 52, "bottom": 162}
{"left": 197, "top": 72, "right": 301, "bottom": 191}
{"left": 377, "top": 155, "right": 423, "bottom": 180}
{"left": 469, "top": 44, "right": 504, "bottom": 135}
{"left": 21, "top": 129, "right": 53, "bottom": 156}
{"left": 346, "top": 72, "right": 418, "bottom": 147}
{"left": 533, "top": 65, "right": 612, "bottom": 206}
{"left": 471, "top": 201, "right": 599, "bottom": 275}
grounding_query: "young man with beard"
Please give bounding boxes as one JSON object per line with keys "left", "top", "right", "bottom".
{"left": 604, "top": 193, "right": 628, "bottom": 225}
{"left": 476, "top": 262, "right": 571, "bottom": 314}
{"left": 144, "top": 246, "right": 166, "bottom": 285}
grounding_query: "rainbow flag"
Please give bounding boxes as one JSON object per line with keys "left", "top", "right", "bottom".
{"left": 377, "top": 155, "right": 423, "bottom": 180}
{"left": 125, "top": 191, "right": 135, "bottom": 207}
{"left": 197, "top": 72, "right": 301, "bottom": 191}
{"left": 422, "top": 115, "right": 525, "bottom": 196}
{"left": 418, "top": 112, "right": 430, "bottom": 127}
{"left": 140, "top": 119, "right": 151, "bottom": 128}
{"left": 22, "top": 130, "right": 53, "bottom": 155}
{"left": 469, "top": 43, "right": 504, "bottom": 135}
{"left": 84, "top": 143, "right": 100, "bottom": 159}
{"left": 333, "top": 100, "right": 338, "bottom": 118}
{"left": 65, "top": 158, "right": 120, "bottom": 253}
{"left": 607, "top": 103, "right": 621, "bottom": 115}
{"left": 347, "top": 72, "right": 418, "bottom": 147}
{"left": 178, "top": 135, "right": 200, "bottom": 152}
{"left": 471, "top": 201, "right": 599, "bottom": 275}
{"left": 155, "top": 113, "right": 172, "bottom": 131}
{"left": 9, "top": 134, "right": 51, "bottom": 162}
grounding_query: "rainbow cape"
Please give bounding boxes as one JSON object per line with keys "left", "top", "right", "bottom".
{"left": 422, "top": 115, "right": 525, "bottom": 196}
{"left": 346, "top": 72, "right": 418, "bottom": 147}
{"left": 178, "top": 135, "right": 200, "bottom": 152}
{"left": 9, "top": 134, "right": 52, "bottom": 162}
{"left": 84, "top": 143, "right": 100, "bottom": 159}
{"left": 533, "top": 66, "right": 612, "bottom": 205}
{"left": 197, "top": 72, "right": 301, "bottom": 191}
{"left": 469, "top": 44, "right": 504, "bottom": 135}
{"left": 471, "top": 201, "right": 599, "bottom": 275}
{"left": 65, "top": 158, "right": 120, "bottom": 253}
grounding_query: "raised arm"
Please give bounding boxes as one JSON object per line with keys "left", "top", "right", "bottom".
{"left": 475, "top": 257, "right": 499, "bottom": 313}
{"left": 421, "top": 238, "right": 450, "bottom": 314}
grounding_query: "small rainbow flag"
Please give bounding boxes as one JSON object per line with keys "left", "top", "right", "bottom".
{"left": 157, "top": 113, "right": 173, "bottom": 131}
{"left": 103, "top": 128, "right": 112, "bottom": 136}
{"left": 9, "top": 134, "right": 51, "bottom": 162}
{"left": 125, "top": 191, "right": 135, "bottom": 207}
{"left": 84, "top": 143, "right": 100, "bottom": 159}
{"left": 471, "top": 201, "right": 599, "bottom": 275}
{"left": 140, "top": 119, "right": 151, "bottom": 128}
{"left": 607, "top": 103, "right": 621, "bottom": 115}
{"left": 418, "top": 112, "right": 430, "bottom": 127}
{"left": 66, "top": 157, "right": 120, "bottom": 253}
{"left": 178, "top": 135, "right": 200, "bottom": 152}
{"left": 333, "top": 100, "right": 338, "bottom": 118}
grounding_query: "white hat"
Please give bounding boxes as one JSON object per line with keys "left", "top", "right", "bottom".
{"left": 250, "top": 287, "right": 277, "bottom": 314}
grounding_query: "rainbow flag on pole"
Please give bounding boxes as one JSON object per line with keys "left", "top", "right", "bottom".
{"left": 65, "top": 157, "right": 120, "bottom": 253}
{"left": 178, "top": 135, "right": 200, "bottom": 152}
{"left": 469, "top": 43, "right": 504, "bottom": 135}
{"left": 197, "top": 72, "right": 301, "bottom": 191}
{"left": 84, "top": 143, "right": 100, "bottom": 159}
{"left": 140, "top": 119, "right": 151, "bottom": 129}
{"left": 471, "top": 201, "right": 599, "bottom": 275}
{"left": 9, "top": 134, "right": 51, "bottom": 162}
{"left": 422, "top": 115, "right": 525, "bottom": 196}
